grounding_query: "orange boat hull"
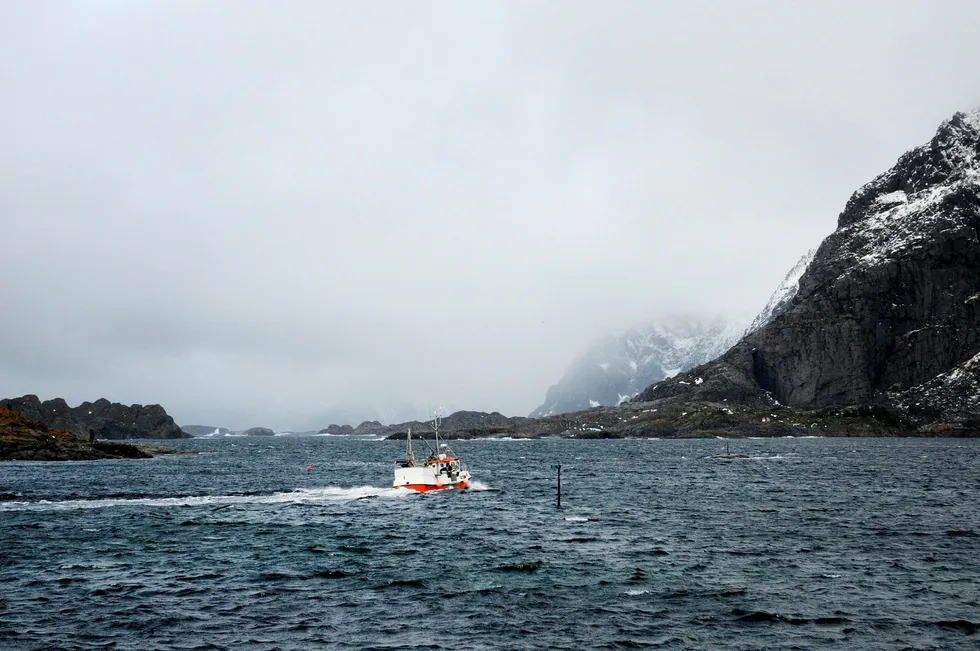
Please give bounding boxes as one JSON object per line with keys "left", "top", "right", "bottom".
{"left": 397, "top": 480, "right": 469, "bottom": 492}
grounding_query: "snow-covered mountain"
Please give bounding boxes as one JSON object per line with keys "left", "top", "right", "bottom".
{"left": 746, "top": 248, "right": 816, "bottom": 334}
{"left": 529, "top": 316, "right": 747, "bottom": 417}
{"left": 637, "top": 107, "right": 980, "bottom": 427}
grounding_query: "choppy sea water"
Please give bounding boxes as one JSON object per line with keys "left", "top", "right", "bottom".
{"left": 1, "top": 436, "right": 978, "bottom": 650}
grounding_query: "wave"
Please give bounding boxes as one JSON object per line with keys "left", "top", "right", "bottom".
{"left": 745, "top": 454, "right": 801, "bottom": 461}
{"left": 707, "top": 454, "right": 801, "bottom": 462}
{"left": 495, "top": 561, "right": 541, "bottom": 572}
{"left": 0, "top": 485, "right": 409, "bottom": 512}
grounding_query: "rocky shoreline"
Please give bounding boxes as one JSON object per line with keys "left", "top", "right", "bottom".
{"left": 379, "top": 400, "right": 979, "bottom": 441}
{"left": 0, "top": 408, "right": 192, "bottom": 461}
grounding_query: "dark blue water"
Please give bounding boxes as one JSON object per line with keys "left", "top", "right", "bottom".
{"left": 2, "top": 436, "right": 978, "bottom": 650}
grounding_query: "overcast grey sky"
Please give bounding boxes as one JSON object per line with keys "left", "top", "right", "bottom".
{"left": 2, "top": 1, "right": 979, "bottom": 429}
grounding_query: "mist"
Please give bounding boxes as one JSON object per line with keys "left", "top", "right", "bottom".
{"left": 2, "top": 1, "right": 980, "bottom": 429}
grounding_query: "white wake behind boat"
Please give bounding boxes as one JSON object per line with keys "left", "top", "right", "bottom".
{"left": 393, "top": 416, "right": 471, "bottom": 492}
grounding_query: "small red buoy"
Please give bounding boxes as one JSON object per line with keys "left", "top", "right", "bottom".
{"left": 306, "top": 465, "right": 312, "bottom": 471}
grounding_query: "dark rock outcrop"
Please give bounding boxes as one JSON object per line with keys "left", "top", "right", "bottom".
{"left": 0, "top": 395, "right": 191, "bottom": 440}
{"left": 635, "top": 109, "right": 980, "bottom": 430}
{"left": 0, "top": 407, "right": 154, "bottom": 460}
{"left": 327, "top": 410, "right": 534, "bottom": 440}
{"left": 318, "top": 424, "right": 355, "bottom": 435}
{"left": 243, "top": 427, "right": 275, "bottom": 436}
{"left": 91, "top": 441, "right": 153, "bottom": 459}
{"left": 440, "top": 410, "right": 532, "bottom": 432}
{"left": 352, "top": 420, "right": 384, "bottom": 435}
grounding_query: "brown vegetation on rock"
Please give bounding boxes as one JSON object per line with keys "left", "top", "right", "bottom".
{"left": 0, "top": 407, "right": 175, "bottom": 461}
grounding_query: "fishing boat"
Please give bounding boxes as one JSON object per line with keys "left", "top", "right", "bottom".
{"left": 393, "top": 416, "right": 471, "bottom": 492}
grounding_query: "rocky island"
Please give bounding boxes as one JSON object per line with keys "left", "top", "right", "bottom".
{"left": 242, "top": 427, "right": 275, "bottom": 436}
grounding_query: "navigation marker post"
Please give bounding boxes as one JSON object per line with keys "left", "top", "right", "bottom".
{"left": 551, "top": 463, "right": 561, "bottom": 509}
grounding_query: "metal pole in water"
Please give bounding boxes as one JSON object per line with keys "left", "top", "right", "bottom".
{"left": 552, "top": 463, "right": 562, "bottom": 509}
{"left": 558, "top": 464, "right": 561, "bottom": 509}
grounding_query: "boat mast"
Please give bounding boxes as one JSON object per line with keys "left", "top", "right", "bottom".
{"left": 432, "top": 410, "right": 442, "bottom": 459}
{"left": 407, "top": 427, "right": 415, "bottom": 465}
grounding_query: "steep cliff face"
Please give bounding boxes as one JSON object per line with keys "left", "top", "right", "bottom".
{"left": 638, "top": 109, "right": 980, "bottom": 424}
{"left": 530, "top": 316, "right": 746, "bottom": 417}
{"left": 0, "top": 395, "right": 190, "bottom": 439}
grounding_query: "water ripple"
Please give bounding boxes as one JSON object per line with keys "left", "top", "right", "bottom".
{"left": 1, "top": 436, "right": 978, "bottom": 649}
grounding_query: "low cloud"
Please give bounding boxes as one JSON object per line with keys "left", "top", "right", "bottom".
{"left": 2, "top": 1, "right": 979, "bottom": 428}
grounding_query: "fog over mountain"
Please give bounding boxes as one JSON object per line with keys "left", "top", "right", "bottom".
{"left": 530, "top": 315, "right": 748, "bottom": 418}
{"left": 2, "top": 2, "right": 980, "bottom": 429}
{"left": 534, "top": 244, "right": 826, "bottom": 418}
